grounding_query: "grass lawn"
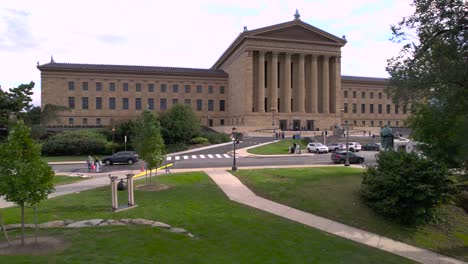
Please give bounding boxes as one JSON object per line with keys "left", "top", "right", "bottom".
{"left": 0, "top": 172, "right": 413, "bottom": 263}
{"left": 53, "top": 175, "right": 88, "bottom": 186}
{"left": 232, "top": 167, "right": 468, "bottom": 261}
{"left": 247, "top": 139, "right": 309, "bottom": 155}
{"left": 41, "top": 156, "right": 90, "bottom": 162}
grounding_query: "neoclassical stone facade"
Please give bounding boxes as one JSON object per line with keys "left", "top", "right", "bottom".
{"left": 38, "top": 14, "right": 409, "bottom": 132}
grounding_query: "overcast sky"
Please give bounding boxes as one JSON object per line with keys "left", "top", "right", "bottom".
{"left": 1, "top": 0, "right": 414, "bottom": 106}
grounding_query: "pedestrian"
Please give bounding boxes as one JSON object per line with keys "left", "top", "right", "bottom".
{"left": 368, "top": 131, "right": 371, "bottom": 137}
{"left": 94, "top": 156, "right": 100, "bottom": 173}
{"left": 86, "top": 155, "right": 92, "bottom": 172}
{"left": 363, "top": 131, "right": 366, "bottom": 136}
{"left": 282, "top": 131, "right": 285, "bottom": 139}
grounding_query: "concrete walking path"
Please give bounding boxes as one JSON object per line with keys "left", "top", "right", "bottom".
{"left": 204, "top": 169, "right": 465, "bottom": 264}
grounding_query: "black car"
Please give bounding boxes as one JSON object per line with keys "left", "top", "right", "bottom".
{"left": 102, "top": 151, "right": 139, "bottom": 165}
{"left": 331, "top": 151, "right": 364, "bottom": 164}
{"left": 362, "top": 143, "right": 381, "bottom": 151}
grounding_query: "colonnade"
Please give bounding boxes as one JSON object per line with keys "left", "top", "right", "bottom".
{"left": 254, "top": 51, "right": 340, "bottom": 115}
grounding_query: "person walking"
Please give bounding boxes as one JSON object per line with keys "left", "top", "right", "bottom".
{"left": 94, "top": 156, "right": 100, "bottom": 173}
{"left": 87, "top": 155, "right": 93, "bottom": 172}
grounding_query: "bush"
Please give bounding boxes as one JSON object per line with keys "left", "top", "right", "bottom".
{"left": 361, "top": 151, "right": 457, "bottom": 225}
{"left": 42, "top": 130, "right": 110, "bottom": 156}
{"left": 201, "top": 132, "right": 230, "bottom": 144}
{"left": 191, "top": 137, "right": 209, "bottom": 145}
{"left": 165, "top": 143, "right": 188, "bottom": 154}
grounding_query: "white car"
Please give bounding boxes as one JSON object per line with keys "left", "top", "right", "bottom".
{"left": 347, "top": 142, "right": 362, "bottom": 152}
{"left": 306, "top": 143, "right": 329, "bottom": 153}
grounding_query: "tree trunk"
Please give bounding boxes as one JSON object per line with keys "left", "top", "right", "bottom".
{"left": 150, "top": 169, "right": 152, "bottom": 186}
{"left": 21, "top": 203, "right": 24, "bottom": 246}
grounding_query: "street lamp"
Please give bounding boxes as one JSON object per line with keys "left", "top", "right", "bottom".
{"left": 339, "top": 108, "right": 345, "bottom": 138}
{"left": 344, "top": 121, "right": 350, "bottom": 166}
{"left": 231, "top": 127, "right": 237, "bottom": 171}
{"left": 112, "top": 127, "right": 116, "bottom": 154}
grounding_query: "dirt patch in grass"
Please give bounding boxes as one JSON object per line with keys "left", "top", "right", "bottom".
{"left": 0, "top": 235, "right": 68, "bottom": 255}
{"left": 135, "top": 184, "right": 169, "bottom": 192}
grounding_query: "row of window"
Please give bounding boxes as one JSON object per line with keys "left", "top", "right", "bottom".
{"left": 343, "top": 90, "right": 391, "bottom": 100}
{"left": 345, "top": 120, "right": 400, "bottom": 127}
{"left": 68, "top": 81, "right": 225, "bottom": 94}
{"left": 68, "top": 97, "right": 225, "bottom": 112}
{"left": 343, "top": 103, "right": 407, "bottom": 115}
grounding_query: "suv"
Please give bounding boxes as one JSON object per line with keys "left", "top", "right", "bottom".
{"left": 306, "top": 143, "right": 329, "bottom": 153}
{"left": 102, "top": 151, "right": 139, "bottom": 165}
{"left": 347, "top": 142, "right": 362, "bottom": 152}
{"left": 327, "top": 143, "right": 346, "bottom": 152}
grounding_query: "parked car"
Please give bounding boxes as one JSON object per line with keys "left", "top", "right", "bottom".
{"left": 362, "top": 143, "right": 381, "bottom": 151}
{"left": 327, "top": 143, "right": 346, "bottom": 152}
{"left": 331, "top": 151, "right": 365, "bottom": 164}
{"left": 102, "top": 151, "right": 139, "bottom": 165}
{"left": 306, "top": 143, "right": 329, "bottom": 153}
{"left": 347, "top": 142, "right": 362, "bottom": 152}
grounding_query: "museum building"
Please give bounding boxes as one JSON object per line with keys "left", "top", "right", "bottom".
{"left": 38, "top": 12, "right": 409, "bottom": 132}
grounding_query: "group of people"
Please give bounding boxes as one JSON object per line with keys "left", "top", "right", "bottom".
{"left": 274, "top": 132, "right": 285, "bottom": 139}
{"left": 87, "top": 155, "right": 101, "bottom": 173}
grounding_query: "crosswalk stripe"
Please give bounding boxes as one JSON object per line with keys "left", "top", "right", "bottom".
{"left": 208, "top": 154, "right": 214, "bottom": 158}
{"left": 183, "top": 155, "right": 188, "bottom": 160}
{"left": 200, "top": 155, "right": 206, "bottom": 159}
{"left": 167, "top": 157, "right": 172, "bottom": 161}
{"left": 175, "top": 156, "right": 180, "bottom": 160}
{"left": 191, "top": 155, "right": 197, "bottom": 159}
{"left": 223, "top": 154, "right": 230, "bottom": 158}
{"left": 215, "top": 154, "right": 222, "bottom": 158}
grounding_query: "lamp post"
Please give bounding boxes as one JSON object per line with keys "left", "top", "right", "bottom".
{"left": 112, "top": 127, "right": 116, "bottom": 154}
{"left": 231, "top": 127, "right": 237, "bottom": 171}
{"left": 344, "top": 121, "right": 350, "bottom": 166}
{"left": 339, "top": 108, "right": 345, "bottom": 138}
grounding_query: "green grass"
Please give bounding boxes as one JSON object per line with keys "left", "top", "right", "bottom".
{"left": 0, "top": 172, "right": 413, "bottom": 263}
{"left": 41, "top": 155, "right": 90, "bottom": 162}
{"left": 247, "top": 139, "right": 309, "bottom": 155}
{"left": 232, "top": 167, "right": 468, "bottom": 261}
{"left": 53, "top": 175, "right": 88, "bottom": 186}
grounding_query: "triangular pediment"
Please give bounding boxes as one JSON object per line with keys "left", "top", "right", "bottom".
{"left": 253, "top": 25, "right": 338, "bottom": 43}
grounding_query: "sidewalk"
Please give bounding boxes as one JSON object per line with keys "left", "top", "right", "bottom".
{"left": 204, "top": 169, "right": 465, "bottom": 264}
{"left": 233, "top": 140, "right": 316, "bottom": 158}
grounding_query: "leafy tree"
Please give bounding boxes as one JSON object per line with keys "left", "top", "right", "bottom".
{"left": 0, "top": 120, "right": 54, "bottom": 245}
{"left": 0, "top": 82, "right": 34, "bottom": 128}
{"left": 361, "top": 151, "right": 457, "bottom": 225}
{"left": 386, "top": 0, "right": 467, "bottom": 168}
{"left": 159, "top": 104, "right": 201, "bottom": 144}
{"left": 133, "top": 109, "right": 165, "bottom": 185}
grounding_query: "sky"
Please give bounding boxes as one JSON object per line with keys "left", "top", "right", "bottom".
{"left": 0, "top": 0, "right": 414, "bottom": 106}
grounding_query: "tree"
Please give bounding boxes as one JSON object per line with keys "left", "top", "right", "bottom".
{"left": 386, "top": 0, "right": 467, "bottom": 168}
{"left": 159, "top": 104, "right": 201, "bottom": 144}
{"left": 0, "top": 82, "right": 34, "bottom": 128}
{"left": 0, "top": 120, "right": 54, "bottom": 245}
{"left": 133, "top": 109, "right": 165, "bottom": 185}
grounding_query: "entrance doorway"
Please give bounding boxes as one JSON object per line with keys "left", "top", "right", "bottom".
{"left": 307, "top": 120, "right": 315, "bottom": 131}
{"left": 279, "top": 120, "right": 287, "bottom": 131}
{"left": 293, "top": 120, "right": 301, "bottom": 131}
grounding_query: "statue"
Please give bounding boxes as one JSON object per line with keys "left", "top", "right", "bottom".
{"left": 380, "top": 125, "right": 394, "bottom": 151}
{"left": 333, "top": 123, "right": 343, "bottom": 137}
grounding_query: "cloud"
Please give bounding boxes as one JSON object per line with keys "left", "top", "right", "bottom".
{"left": 0, "top": 8, "right": 37, "bottom": 51}
{"left": 96, "top": 34, "right": 127, "bottom": 44}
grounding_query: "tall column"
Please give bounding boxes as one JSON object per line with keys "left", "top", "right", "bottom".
{"left": 257, "top": 51, "right": 265, "bottom": 112}
{"left": 322, "top": 55, "right": 330, "bottom": 114}
{"left": 329, "top": 56, "right": 337, "bottom": 114}
{"left": 334, "top": 56, "right": 342, "bottom": 115}
{"left": 270, "top": 52, "right": 278, "bottom": 111}
{"left": 297, "top": 53, "right": 305, "bottom": 112}
{"left": 310, "top": 54, "right": 318, "bottom": 113}
{"left": 282, "top": 53, "right": 291, "bottom": 113}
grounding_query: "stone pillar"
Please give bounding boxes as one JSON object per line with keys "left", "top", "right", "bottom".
{"left": 281, "top": 53, "right": 291, "bottom": 113}
{"left": 127, "top": 174, "right": 135, "bottom": 206}
{"left": 330, "top": 56, "right": 337, "bottom": 114}
{"left": 310, "top": 54, "right": 318, "bottom": 113}
{"left": 109, "top": 175, "right": 118, "bottom": 211}
{"left": 297, "top": 53, "right": 305, "bottom": 112}
{"left": 322, "top": 55, "right": 330, "bottom": 114}
{"left": 334, "top": 56, "right": 342, "bottom": 114}
{"left": 257, "top": 51, "right": 265, "bottom": 112}
{"left": 270, "top": 52, "right": 278, "bottom": 111}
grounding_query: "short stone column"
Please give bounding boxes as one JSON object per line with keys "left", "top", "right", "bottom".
{"left": 109, "top": 175, "right": 118, "bottom": 211}
{"left": 127, "top": 174, "right": 135, "bottom": 206}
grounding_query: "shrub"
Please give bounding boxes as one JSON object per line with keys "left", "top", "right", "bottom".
{"left": 165, "top": 143, "right": 188, "bottom": 154}
{"left": 42, "top": 130, "right": 109, "bottom": 156}
{"left": 191, "top": 137, "right": 209, "bottom": 145}
{"left": 361, "top": 151, "right": 457, "bottom": 225}
{"left": 159, "top": 104, "right": 201, "bottom": 144}
{"left": 201, "top": 132, "right": 230, "bottom": 144}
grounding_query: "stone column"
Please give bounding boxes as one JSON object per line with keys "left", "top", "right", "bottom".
{"left": 257, "top": 51, "right": 265, "bottom": 112}
{"left": 297, "top": 53, "right": 305, "bottom": 112}
{"left": 322, "top": 55, "right": 330, "bottom": 114}
{"left": 310, "top": 54, "right": 318, "bottom": 113}
{"left": 270, "top": 52, "right": 278, "bottom": 111}
{"left": 281, "top": 53, "right": 291, "bottom": 113}
{"left": 334, "top": 56, "right": 342, "bottom": 115}
{"left": 329, "top": 56, "right": 337, "bottom": 114}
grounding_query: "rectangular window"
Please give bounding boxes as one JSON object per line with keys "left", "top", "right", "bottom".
{"left": 387, "top": 120, "right": 391, "bottom": 125}
{"left": 370, "top": 92, "right": 374, "bottom": 99}
{"left": 208, "top": 99, "right": 214, "bottom": 111}
{"left": 148, "top": 84, "right": 154, "bottom": 92}
{"left": 361, "top": 92, "right": 365, "bottom": 99}
{"left": 68, "top": 118, "right": 74, "bottom": 125}
{"left": 123, "top": 83, "right": 129, "bottom": 92}
{"left": 386, "top": 104, "right": 391, "bottom": 114}
{"left": 352, "top": 103, "right": 357, "bottom": 113}
{"left": 196, "top": 85, "right": 202, "bottom": 93}
{"left": 220, "top": 86, "right": 225, "bottom": 94}
{"left": 135, "top": 98, "right": 142, "bottom": 110}
{"left": 185, "top": 85, "right": 190, "bottom": 93}
{"left": 161, "top": 84, "right": 167, "bottom": 93}
{"left": 208, "top": 86, "right": 214, "bottom": 94}
{"left": 68, "top": 81, "right": 75, "bottom": 91}
{"left": 396, "top": 121, "right": 399, "bottom": 127}
{"left": 148, "top": 98, "right": 154, "bottom": 110}
{"left": 344, "top": 91, "right": 348, "bottom": 98}
{"left": 220, "top": 119, "right": 225, "bottom": 125}
{"left": 395, "top": 104, "right": 399, "bottom": 114}
{"left": 353, "top": 91, "right": 356, "bottom": 98}
{"left": 81, "top": 97, "right": 88, "bottom": 109}
{"left": 96, "top": 118, "right": 101, "bottom": 125}
{"left": 361, "top": 104, "right": 366, "bottom": 114}
{"left": 96, "top": 82, "right": 102, "bottom": 91}
{"left": 379, "top": 120, "right": 383, "bottom": 126}
{"left": 378, "top": 104, "right": 382, "bottom": 114}
{"left": 343, "top": 103, "right": 348, "bottom": 113}
{"left": 109, "top": 98, "right": 116, "bottom": 110}
{"left": 370, "top": 104, "right": 374, "bottom": 113}
{"left": 82, "top": 82, "right": 88, "bottom": 91}
{"left": 68, "top": 97, "right": 75, "bottom": 109}
{"left": 220, "top": 100, "right": 225, "bottom": 111}
{"left": 123, "top": 98, "right": 129, "bottom": 110}
{"left": 371, "top": 120, "right": 374, "bottom": 126}
{"left": 82, "top": 118, "right": 87, "bottom": 125}
{"left": 160, "top": 98, "right": 167, "bottom": 110}
{"left": 184, "top": 99, "right": 191, "bottom": 105}
{"left": 172, "top": 99, "right": 178, "bottom": 105}
{"left": 136, "top": 83, "right": 141, "bottom": 92}
{"left": 96, "top": 97, "right": 102, "bottom": 110}
{"left": 378, "top": 92, "right": 382, "bottom": 99}
{"left": 362, "top": 120, "right": 366, "bottom": 126}
{"left": 109, "top": 83, "right": 115, "bottom": 92}
{"left": 196, "top": 99, "right": 202, "bottom": 111}
{"left": 172, "top": 84, "right": 178, "bottom": 93}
